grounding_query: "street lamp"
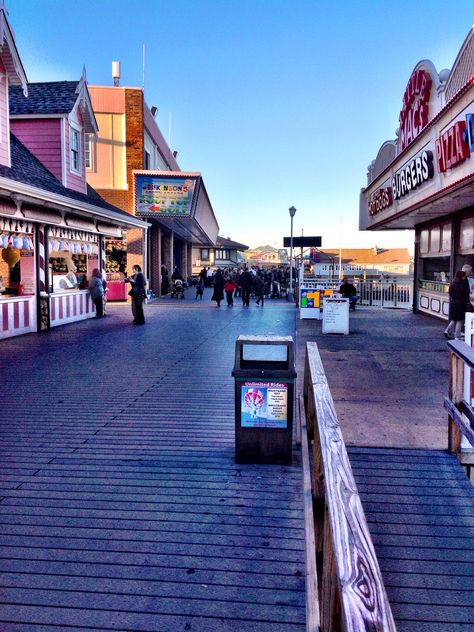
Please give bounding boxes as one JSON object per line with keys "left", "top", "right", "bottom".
{"left": 288, "top": 206, "right": 296, "bottom": 301}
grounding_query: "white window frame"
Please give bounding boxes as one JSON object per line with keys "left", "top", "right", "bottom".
{"left": 85, "top": 133, "right": 94, "bottom": 171}
{"left": 70, "top": 124, "right": 82, "bottom": 175}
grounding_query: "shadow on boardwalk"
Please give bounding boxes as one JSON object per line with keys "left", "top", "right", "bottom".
{"left": 0, "top": 301, "right": 305, "bottom": 632}
{"left": 296, "top": 307, "right": 449, "bottom": 449}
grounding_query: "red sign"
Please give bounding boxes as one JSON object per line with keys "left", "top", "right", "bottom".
{"left": 399, "top": 69, "right": 432, "bottom": 151}
{"left": 436, "top": 120, "right": 471, "bottom": 172}
{"left": 368, "top": 187, "right": 393, "bottom": 216}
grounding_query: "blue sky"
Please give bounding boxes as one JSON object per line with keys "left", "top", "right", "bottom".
{"left": 8, "top": 0, "right": 474, "bottom": 251}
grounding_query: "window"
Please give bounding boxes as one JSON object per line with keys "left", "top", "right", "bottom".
{"left": 460, "top": 217, "right": 474, "bottom": 252}
{"left": 144, "top": 150, "right": 151, "bottom": 170}
{"left": 430, "top": 227, "right": 440, "bottom": 253}
{"left": 420, "top": 229, "right": 429, "bottom": 254}
{"left": 85, "top": 134, "right": 94, "bottom": 170}
{"left": 441, "top": 223, "right": 451, "bottom": 253}
{"left": 215, "top": 249, "right": 230, "bottom": 260}
{"left": 70, "top": 127, "right": 81, "bottom": 173}
{"left": 200, "top": 248, "right": 209, "bottom": 261}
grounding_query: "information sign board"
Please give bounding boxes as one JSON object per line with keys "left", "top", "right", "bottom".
{"left": 322, "top": 297, "right": 349, "bottom": 334}
{"left": 299, "top": 287, "right": 320, "bottom": 320}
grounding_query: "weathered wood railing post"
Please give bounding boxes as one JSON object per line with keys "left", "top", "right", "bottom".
{"left": 302, "top": 342, "right": 397, "bottom": 632}
{"left": 444, "top": 340, "right": 474, "bottom": 476}
{"left": 448, "top": 344, "right": 464, "bottom": 454}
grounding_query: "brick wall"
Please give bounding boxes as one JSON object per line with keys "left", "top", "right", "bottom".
{"left": 96, "top": 88, "right": 146, "bottom": 274}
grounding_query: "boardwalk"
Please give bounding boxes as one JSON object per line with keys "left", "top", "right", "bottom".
{"left": 0, "top": 297, "right": 305, "bottom": 631}
{"left": 298, "top": 308, "right": 474, "bottom": 632}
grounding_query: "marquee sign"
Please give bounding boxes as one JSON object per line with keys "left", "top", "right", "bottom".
{"left": 399, "top": 68, "right": 432, "bottom": 151}
{"left": 134, "top": 174, "right": 198, "bottom": 217}
{"left": 368, "top": 187, "right": 393, "bottom": 216}
{"left": 436, "top": 120, "right": 471, "bottom": 173}
{"left": 392, "top": 150, "right": 434, "bottom": 200}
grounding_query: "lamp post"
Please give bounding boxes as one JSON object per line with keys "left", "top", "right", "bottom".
{"left": 288, "top": 206, "right": 296, "bottom": 301}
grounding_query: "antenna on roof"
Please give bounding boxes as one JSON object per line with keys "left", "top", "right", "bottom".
{"left": 112, "top": 61, "right": 120, "bottom": 87}
{"left": 142, "top": 44, "right": 145, "bottom": 91}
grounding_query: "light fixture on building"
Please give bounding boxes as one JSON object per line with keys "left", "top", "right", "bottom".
{"left": 173, "top": 150, "right": 178, "bottom": 158}
{"left": 151, "top": 106, "right": 158, "bottom": 117}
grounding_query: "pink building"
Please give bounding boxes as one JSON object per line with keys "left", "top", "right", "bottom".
{"left": 0, "top": 7, "right": 147, "bottom": 340}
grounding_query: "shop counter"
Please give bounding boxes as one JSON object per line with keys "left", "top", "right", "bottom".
{"left": 0, "top": 294, "right": 36, "bottom": 339}
{"left": 49, "top": 289, "right": 95, "bottom": 327}
{"left": 418, "top": 280, "right": 449, "bottom": 320}
{"left": 106, "top": 280, "right": 128, "bottom": 301}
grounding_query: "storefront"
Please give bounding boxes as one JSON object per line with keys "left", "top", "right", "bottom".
{"left": 0, "top": 190, "right": 147, "bottom": 340}
{"left": 360, "top": 28, "right": 474, "bottom": 319}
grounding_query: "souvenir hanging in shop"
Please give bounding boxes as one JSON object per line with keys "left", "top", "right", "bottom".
{"left": 1, "top": 246, "right": 20, "bottom": 268}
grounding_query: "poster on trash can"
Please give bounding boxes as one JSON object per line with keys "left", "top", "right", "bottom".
{"left": 241, "top": 382, "right": 288, "bottom": 428}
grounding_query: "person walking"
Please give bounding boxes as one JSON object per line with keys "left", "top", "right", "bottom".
{"left": 240, "top": 266, "right": 254, "bottom": 307}
{"left": 126, "top": 264, "right": 147, "bottom": 325}
{"left": 444, "top": 270, "right": 470, "bottom": 340}
{"left": 224, "top": 276, "right": 236, "bottom": 307}
{"left": 254, "top": 274, "right": 265, "bottom": 307}
{"left": 89, "top": 268, "right": 105, "bottom": 318}
{"left": 211, "top": 269, "right": 225, "bottom": 307}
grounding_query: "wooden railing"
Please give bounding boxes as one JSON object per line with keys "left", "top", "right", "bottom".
{"left": 301, "top": 342, "right": 397, "bottom": 632}
{"left": 444, "top": 339, "right": 474, "bottom": 475}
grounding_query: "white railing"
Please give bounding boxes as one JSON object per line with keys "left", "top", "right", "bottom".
{"left": 356, "top": 280, "right": 412, "bottom": 309}
{"left": 298, "top": 277, "right": 413, "bottom": 309}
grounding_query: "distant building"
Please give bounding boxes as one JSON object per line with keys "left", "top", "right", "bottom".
{"left": 192, "top": 236, "right": 248, "bottom": 273}
{"left": 244, "top": 245, "right": 288, "bottom": 266}
{"left": 309, "top": 247, "right": 413, "bottom": 279}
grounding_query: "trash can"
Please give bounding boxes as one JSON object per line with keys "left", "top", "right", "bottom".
{"left": 232, "top": 335, "right": 297, "bottom": 464}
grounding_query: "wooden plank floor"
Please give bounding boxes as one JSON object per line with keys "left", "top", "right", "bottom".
{"left": 348, "top": 446, "right": 474, "bottom": 632}
{"left": 0, "top": 302, "right": 305, "bottom": 631}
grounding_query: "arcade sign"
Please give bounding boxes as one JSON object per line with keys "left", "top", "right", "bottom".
{"left": 368, "top": 187, "right": 393, "bottom": 216}
{"left": 392, "top": 150, "right": 434, "bottom": 200}
{"left": 399, "top": 68, "right": 432, "bottom": 151}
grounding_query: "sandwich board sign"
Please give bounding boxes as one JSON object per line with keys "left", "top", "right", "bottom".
{"left": 322, "top": 296, "right": 349, "bottom": 334}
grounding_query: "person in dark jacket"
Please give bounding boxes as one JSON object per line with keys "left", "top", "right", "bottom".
{"left": 444, "top": 270, "right": 470, "bottom": 339}
{"left": 211, "top": 269, "right": 225, "bottom": 307}
{"left": 125, "top": 264, "right": 147, "bottom": 325}
{"left": 254, "top": 274, "right": 265, "bottom": 307}
{"left": 89, "top": 268, "right": 105, "bottom": 318}
{"left": 339, "top": 278, "right": 358, "bottom": 311}
{"left": 240, "top": 267, "right": 254, "bottom": 307}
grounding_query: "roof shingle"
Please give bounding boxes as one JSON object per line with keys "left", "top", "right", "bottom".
{"left": 9, "top": 81, "right": 79, "bottom": 115}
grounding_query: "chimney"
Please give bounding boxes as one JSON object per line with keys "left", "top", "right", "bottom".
{"left": 112, "top": 61, "right": 120, "bottom": 87}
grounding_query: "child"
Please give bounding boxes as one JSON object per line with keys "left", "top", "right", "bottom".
{"left": 224, "top": 277, "right": 236, "bottom": 307}
{"left": 195, "top": 279, "right": 204, "bottom": 300}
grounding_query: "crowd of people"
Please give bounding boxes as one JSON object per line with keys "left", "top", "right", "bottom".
{"left": 197, "top": 265, "right": 296, "bottom": 307}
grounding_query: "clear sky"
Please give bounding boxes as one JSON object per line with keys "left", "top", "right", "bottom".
{"left": 7, "top": 0, "right": 474, "bottom": 251}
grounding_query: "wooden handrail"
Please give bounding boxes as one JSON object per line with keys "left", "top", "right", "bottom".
{"left": 303, "top": 342, "right": 397, "bottom": 632}
{"left": 444, "top": 339, "right": 474, "bottom": 456}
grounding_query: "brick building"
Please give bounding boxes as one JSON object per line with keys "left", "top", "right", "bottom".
{"left": 87, "top": 80, "right": 218, "bottom": 296}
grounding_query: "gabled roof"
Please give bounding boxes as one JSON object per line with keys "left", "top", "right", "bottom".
{"left": 0, "top": 7, "right": 27, "bottom": 96}
{"left": 9, "top": 81, "right": 79, "bottom": 115}
{"left": 9, "top": 75, "right": 98, "bottom": 133}
{"left": 216, "top": 235, "right": 248, "bottom": 250}
{"left": 0, "top": 133, "right": 144, "bottom": 226}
